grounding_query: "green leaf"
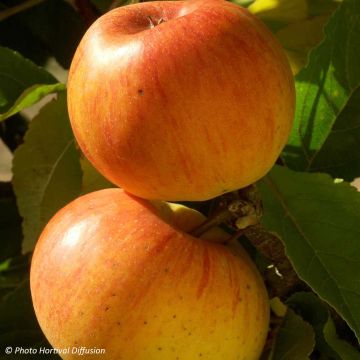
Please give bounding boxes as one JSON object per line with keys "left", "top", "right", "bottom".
{"left": 258, "top": 166, "right": 360, "bottom": 340}
{"left": 308, "top": 87, "right": 360, "bottom": 181}
{"left": 308, "top": 0, "right": 342, "bottom": 16}
{"left": 287, "top": 292, "right": 359, "bottom": 359}
{"left": 81, "top": 157, "right": 115, "bottom": 194}
{"left": 246, "top": 0, "right": 340, "bottom": 75}
{"left": 287, "top": 292, "right": 342, "bottom": 358}
{"left": 0, "top": 46, "right": 60, "bottom": 120}
{"left": 271, "top": 308, "right": 315, "bottom": 359}
{"left": 282, "top": 0, "right": 360, "bottom": 170}
{"left": 324, "top": 317, "right": 360, "bottom": 359}
{"left": 230, "top": 0, "right": 255, "bottom": 7}
{"left": 0, "top": 83, "right": 65, "bottom": 121}
{"left": 12, "top": 92, "right": 82, "bottom": 252}
{"left": 275, "top": 15, "right": 329, "bottom": 75}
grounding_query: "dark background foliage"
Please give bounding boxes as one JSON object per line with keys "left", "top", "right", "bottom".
{"left": 0, "top": 0, "right": 359, "bottom": 358}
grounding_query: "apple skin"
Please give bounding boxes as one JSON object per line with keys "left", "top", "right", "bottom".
{"left": 67, "top": 0, "right": 295, "bottom": 201}
{"left": 31, "top": 189, "right": 269, "bottom": 359}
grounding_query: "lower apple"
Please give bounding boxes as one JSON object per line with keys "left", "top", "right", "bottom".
{"left": 30, "top": 189, "right": 269, "bottom": 359}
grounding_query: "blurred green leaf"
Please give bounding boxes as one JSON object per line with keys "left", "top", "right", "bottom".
{"left": 275, "top": 15, "right": 328, "bottom": 75}
{"left": 0, "top": 254, "right": 35, "bottom": 353}
{"left": 90, "top": 0, "right": 113, "bottom": 12}
{"left": 0, "top": 254, "right": 30, "bottom": 300}
{"left": 0, "top": 330, "right": 41, "bottom": 351}
{"left": 287, "top": 292, "right": 342, "bottom": 358}
{"left": 230, "top": 0, "right": 254, "bottom": 7}
{"left": 308, "top": 87, "right": 360, "bottom": 181}
{"left": 248, "top": 0, "right": 308, "bottom": 22}
{"left": 108, "top": 0, "right": 140, "bottom": 10}
{"left": 0, "top": 8, "right": 49, "bottom": 65}
{"left": 0, "top": 279, "right": 38, "bottom": 334}
{"left": 287, "top": 292, "right": 360, "bottom": 359}
{"left": 258, "top": 166, "right": 360, "bottom": 340}
{"left": 0, "top": 0, "right": 44, "bottom": 22}
{"left": 282, "top": 0, "right": 360, "bottom": 171}
{"left": 271, "top": 308, "right": 315, "bottom": 359}
{"left": 12, "top": 92, "right": 82, "bottom": 252}
{"left": 0, "top": 46, "right": 58, "bottom": 119}
{"left": 18, "top": 0, "right": 86, "bottom": 68}
{"left": 247, "top": 0, "right": 340, "bottom": 75}
{"left": 0, "top": 336, "right": 61, "bottom": 360}
{"left": 324, "top": 317, "right": 360, "bottom": 359}
{"left": 248, "top": 0, "right": 340, "bottom": 26}
{"left": 80, "top": 157, "right": 115, "bottom": 194}
{"left": 309, "top": 0, "right": 342, "bottom": 16}
{"left": 0, "top": 277, "right": 58, "bottom": 357}
{"left": 0, "top": 83, "right": 65, "bottom": 122}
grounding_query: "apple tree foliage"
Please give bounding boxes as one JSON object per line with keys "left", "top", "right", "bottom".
{"left": 0, "top": 0, "right": 359, "bottom": 358}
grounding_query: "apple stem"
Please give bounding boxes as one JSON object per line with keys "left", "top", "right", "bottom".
{"left": 191, "top": 185, "right": 262, "bottom": 238}
{"left": 147, "top": 16, "right": 155, "bottom": 28}
{"left": 147, "top": 16, "right": 165, "bottom": 29}
{"left": 157, "top": 18, "right": 165, "bottom": 25}
{"left": 191, "top": 185, "right": 304, "bottom": 297}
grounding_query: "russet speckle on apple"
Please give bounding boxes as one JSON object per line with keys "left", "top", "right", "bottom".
{"left": 67, "top": 0, "right": 295, "bottom": 201}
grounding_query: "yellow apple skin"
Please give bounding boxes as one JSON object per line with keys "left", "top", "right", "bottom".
{"left": 31, "top": 189, "right": 269, "bottom": 359}
{"left": 67, "top": 0, "right": 295, "bottom": 201}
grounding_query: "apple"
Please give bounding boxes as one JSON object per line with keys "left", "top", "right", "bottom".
{"left": 31, "top": 189, "right": 269, "bottom": 359}
{"left": 67, "top": 0, "right": 295, "bottom": 201}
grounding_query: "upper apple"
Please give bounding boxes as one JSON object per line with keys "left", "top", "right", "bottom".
{"left": 68, "top": 0, "right": 295, "bottom": 201}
